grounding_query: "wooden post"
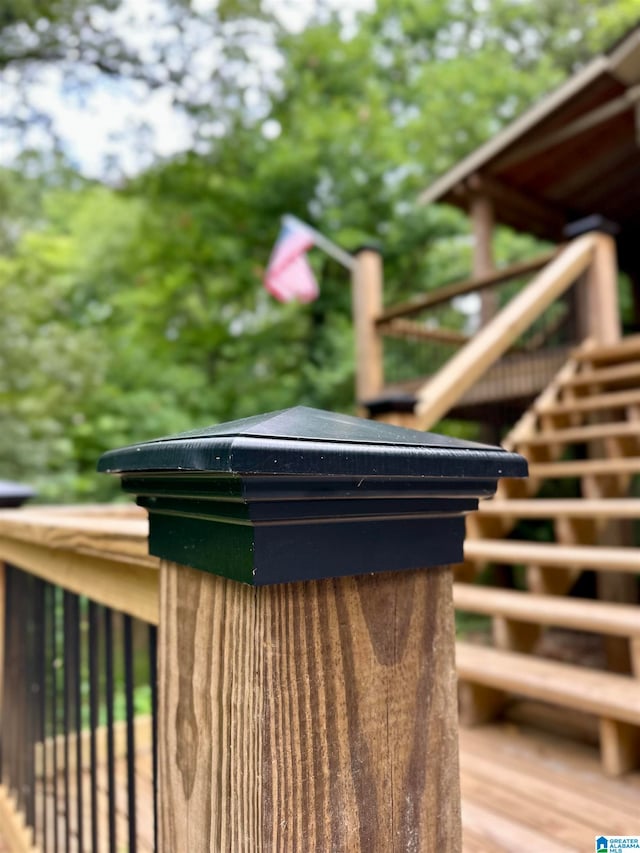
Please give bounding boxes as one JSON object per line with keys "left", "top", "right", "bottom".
{"left": 470, "top": 192, "right": 496, "bottom": 326}
{"left": 158, "top": 562, "right": 462, "bottom": 852}
{"left": 577, "top": 232, "right": 622, "bottom": 345}
{"left": 351, "top": 248, "right": 384, "bottom": 405}
{"left": 100, "top": 406, "right": 525, "bottom": 853}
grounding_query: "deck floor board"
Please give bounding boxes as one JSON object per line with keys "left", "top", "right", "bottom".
{"left": 3, "top": 717, "right": 640, "bottom": 851}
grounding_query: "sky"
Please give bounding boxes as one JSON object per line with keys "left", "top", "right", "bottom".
{"left": 1, "top": 0, "right": 374, "bottom": 180}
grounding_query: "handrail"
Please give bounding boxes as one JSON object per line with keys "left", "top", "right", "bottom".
{"left": 0, "top": 503, "right": 159, "bottom": 853}
{"left": 376, "top": 248, "right": 559, "bottom": 324}
{"left": 377, "top": 318, "right": 469, "bottom": 345}
{"left": 0, "top": 505, "right": 158, "bottom": 624}
{"left": 413, "top": 233, "right": 600, "bottom": 429}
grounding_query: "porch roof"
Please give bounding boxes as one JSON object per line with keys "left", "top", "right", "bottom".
{"left": 417, "top": 27, "right": 640, "bottom": 249}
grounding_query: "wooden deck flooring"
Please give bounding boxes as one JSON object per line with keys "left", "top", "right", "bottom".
{"left": 2, "top": 720, "right": 639, "bottom": 851}
{"left": 460, "top": 721, "right": 640, "bottom": 852}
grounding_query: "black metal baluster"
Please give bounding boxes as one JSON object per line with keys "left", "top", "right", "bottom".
{"left": 88, "top": 601, "right": 99, "bottom": 852}
{"left": 42, "top": 581, "right": 52, "bottom": 853}
{"left": 148, "top": 624, "right": 158, "bottom": 853}
{"left": 51, "top": 586, "right": 60, "bottom": 853}
{"left": 70, "top": 594, "right": 83, "bottom": 853}
{"left": 24, "top": 573, "right": 37, "bottom": 834}
{"left": 63, "top": 591, "right": 72, "bottom": 853}
{"left": 1, "top": 566, "right": 17, "bottom": 796}
{"left": 124, "top": 614, "right": 137, "bottom": 853}
{"left": 15, "top": 568, "right": 27, "bottom": 818}
{"left": 0, "top": 564, "right": 12, "bottom": 787}
{"left": 104, "top": 608, "right": 116, "bottom": 853}
{"left": 32, "top": 577, "right": 46, "bottom": 848}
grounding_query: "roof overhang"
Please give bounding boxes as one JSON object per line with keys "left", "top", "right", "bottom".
{"left": 417, "top": 26, "right": 640, "bottom": 248}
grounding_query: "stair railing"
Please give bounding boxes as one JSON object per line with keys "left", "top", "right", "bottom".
{"left": 412, "top": 231, "right": 620, "bottom": 429}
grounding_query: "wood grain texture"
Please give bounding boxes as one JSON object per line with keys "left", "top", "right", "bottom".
{"left": 351, "top": 249, "right": 384, "bottom": 403}
{"left": 0, "top": 507, "right": 152, "bottom": 566}
{"left": 158, "top": 562, "right": 461, "bottom": 853}
{"left": 0, "top": 537, "right": 158, "bottom": 625}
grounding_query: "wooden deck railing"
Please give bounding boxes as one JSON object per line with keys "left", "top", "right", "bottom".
{"left": 351, "top": 231, "right": 620, "bottom": 426}
{"left": 0, "top": 505, "right": 158, "bottom": 853}
{"left": 412, "top": 232, "right": 620, "bottom": 428}
{"left": 0, "top": 411, "right": 525, "bottom": 852}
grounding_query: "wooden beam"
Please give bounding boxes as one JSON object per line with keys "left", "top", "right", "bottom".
{"left": 0, "top": 537, "right": 159, "bottom": 625}
{"left": 158, "top": 562, "right": 462, "bottom": 852}
{"left": 470, "top": 192, "right": 497, "bottom": 327}
{"left": 584, "top": 233, "right": 622, "bottom": 345}
{"left": 352, "top": 249, "right": 384, "bottom": 403}
{"left": 376, "top": 251, "right": 557, "bottom": 323}
{"left": 378, "top": 319, "right": 468, "bottom": 345}
{"left": 414, "top": 234, "right": 596, "bottom": 428}
{"left": 464, "top": 538, "right": 640, "bottom": 574}
{"left": 467, "top": 174, "right": 566, "bottom": 235}
{"left": 497, "top": 83, "right": 640, "bottom": 170}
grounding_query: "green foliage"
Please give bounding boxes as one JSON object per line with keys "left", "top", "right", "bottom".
{"left": 1, "top": 2, "right": 637, "bottom": 500}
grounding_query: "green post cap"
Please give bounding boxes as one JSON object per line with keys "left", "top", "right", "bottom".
{"left": 98, "top": 406, "right": 527, "bottom": 585}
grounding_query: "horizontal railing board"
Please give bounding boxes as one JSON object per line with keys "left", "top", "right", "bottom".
{"left": 572, "top": 334, "right": 640, "bottom": 364}
{"left": 456, "top": 642, "right": 640, "bottom": 726}
{"left": 463, "top": 538, "right": 640, "bottom": 573}
{"left": 518, "top": 421, "right": 640, "bottom": 446}
{"left": 0, "top": 507, "right": 152, "bottom": 566}
{"left": 377, "top": 250, "right": 558, "bottom": 323}
{"left": 539, "top": 387, "right": 640, "bottom": 415}
{"left": 527, "top": 456, "right": 640, "bottom": 478}
{"left": 453, "top": 583, "right": 640, "bottom": 636}
{"left": 478, "top": 497, "right": 640, "bottom": 518}
{"left": 564, "top": 360, "right": 640, "bottom": 388}
{"left": 0, "top": 536, "right": 159, "bottom": 625}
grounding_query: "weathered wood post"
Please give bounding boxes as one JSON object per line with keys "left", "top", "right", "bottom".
{"left": 351, "top": 247, "right": 384, "bottom": 408}
{"left": 565, "top": 218, "right": 622, "bottom": 346}
{"left": 99, "top": 407, "right": 525, "bottom": 852}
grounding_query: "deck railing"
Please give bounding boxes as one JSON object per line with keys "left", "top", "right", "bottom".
{"left": 351, "top": 232, "right": 621, "bottom": 427}
{"left": 0, "top": 506, "right": 158, "bottom": 853}
{"left": 0, "top": 416, "right": 525, "bottom": 852}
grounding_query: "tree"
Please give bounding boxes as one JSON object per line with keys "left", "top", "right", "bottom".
{"left": 2, "top": 1, "right": 638, "bottom": 500}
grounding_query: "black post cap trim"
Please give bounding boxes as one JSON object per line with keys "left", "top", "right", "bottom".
{"left": 98, "top": 406, "right": 527, "bottom": 585}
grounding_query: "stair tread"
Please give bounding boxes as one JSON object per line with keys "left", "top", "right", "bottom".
{"left": 479, "top": 497, "right": 640, "bottom": 518}
{"left": 520, "top": 421, "right": 640, "bottom": 447}
{"left": 528, "top": 456, "right": 640, "bottom": 478}
{"left": 453, "top": 583, "right": 640, "bottom": 636}
{"left": 539, "top": 387, "right": 640, "bottom": 415}
{"left": 456, "top": 642, "right": 640, "bottom": 725}
{"left": 573, "top": 336, "right": 640, "bottom": 365}
{"left": 464, "top": 538, "right": 640, "bottom": 572}
{"left": 563, "top": 360, "right": 640, "bottom": 389}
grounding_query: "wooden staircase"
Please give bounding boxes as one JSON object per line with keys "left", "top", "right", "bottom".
{"left": 456, "top": 336, "right": 640, "bottom": 776}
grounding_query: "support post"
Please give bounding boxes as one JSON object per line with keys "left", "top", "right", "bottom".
{"left": 575, "top": 231, "right": 622, "bottom": 345}
{"left": 351, "top": 248, "right": 384, "bottom": 406}
{"left": 100, "top": 406, "right": 526, "bottom": 853}
{"left": 470, "top": 192, "right": 496, "bottom": 326}
{"left": 159, "top": 562, "right": 461, "bottom": 852}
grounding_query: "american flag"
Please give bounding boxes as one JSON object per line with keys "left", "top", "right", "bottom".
{"left": 264, "top": 219, "right": 319, "bottom": 303}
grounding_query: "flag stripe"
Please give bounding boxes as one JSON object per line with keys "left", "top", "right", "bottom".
{"left": 264, "top": 222, "right": 319, "bottom": 303}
